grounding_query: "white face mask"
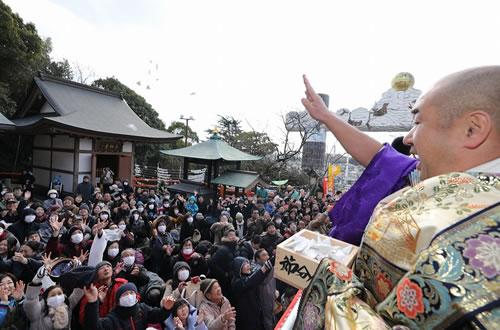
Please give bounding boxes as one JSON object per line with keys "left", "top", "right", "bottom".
{"left": 49, "top": 194, "right": 57, "bottom": 199}
{"left": 174, "top": 209, "right": 179, "bottom": 215}
{"left": 118, "top": 224, "right": 127, "bottom": 231}
{"left": 108, "top": 248, "right": 119, "bottom": 258}
{"left": 100, "top": 213, "right": 109, "bottom": 220}
{"left": 133, "top": 214, "right": 140, "bottom": 221}
{"left": 275, "top": 219, "right": 282, "bottom": 225}
{"left": 137, "top": 207, "right": 144, "bottom": 213}
{"left": 24, "top": 215, "right": 36, "bottom": 223}
{"left": 158, "top": 225, "right": 166, "bottom": 234}
{"left": 123, "top": 255, "right": 135, "bottom": 266}
{"left": 183, "top": 248, "right": 193, "bottom": 255}
{"left": 123, "top": 182, "right": 128, "bottom": 186}
{"left": 163, "top": 203, "right": 169, "bottom": 208}
{"left": 119, "top": 293, "right": 137, "bottom": 307}
{"left": 187, "top": 217, "right": 193, "bottom": 224}
{"left": 47, "top": 294, "right": 65, "bottom": 308}
{"left": 71, "top": 233, "right": 84, "bottom": 244}
{"left": 148, "top": 204, "right": 155, "bottom": 210}
{"left": 178, "top": 269, "right": 190, "bottom": 281}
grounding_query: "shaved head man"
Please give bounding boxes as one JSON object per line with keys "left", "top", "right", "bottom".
{"left": 296, "top": 67, "right": 500, "bottom": 329}
{"left": 404, "top": 66, "right": 500, "bottom": 179}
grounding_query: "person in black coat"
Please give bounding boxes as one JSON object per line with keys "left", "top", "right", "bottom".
{"left": 170, "top": 238, "right": 208, "bottom": 277}
{"left": 75, "top": 175, "right": 94, "bottom": 204}
{"left": 237, "top": 235, "right": 261, "bottom": 260}
{"left": 231, "top": 256, "right": 273, "bottom": 330}
{"left": 194, "top": 213, "right": 214, "bottom": 242}
{"left": 9, "top": 208, "right": 40, "bottom": 243}
{"left": 208, "top": 229, "right": 238, "bottom": 301}
{"left": 83, "top": 282, "right": 175, "bottom": 330}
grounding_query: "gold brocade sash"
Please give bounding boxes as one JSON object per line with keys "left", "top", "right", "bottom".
{"left": 362, "top": 172, "right": 499, "bottom": 272}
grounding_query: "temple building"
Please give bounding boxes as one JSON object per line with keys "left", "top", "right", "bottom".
{"left": 9, "top": 73, "right": 181, "bottom": 193}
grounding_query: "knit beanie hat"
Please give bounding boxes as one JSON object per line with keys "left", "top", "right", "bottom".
{"left": 116, "top": 282, "right": 138, "bottom": 300}
{"left": 95, "top": 261, "right": 112, "bottom": 272}
{"left": 200, "top": 278, "right": 218, "bottom": 296}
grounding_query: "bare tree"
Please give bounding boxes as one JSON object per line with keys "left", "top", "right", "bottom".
{"left": 72, "top": 61, "right": 96, "bottom": 84}
{"left": 275, "top": 110, "right": 321, "bottom": 162}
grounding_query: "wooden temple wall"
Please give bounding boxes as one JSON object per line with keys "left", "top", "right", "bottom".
{"left": 32, "top": 134, "right": 92, "bottom": 193}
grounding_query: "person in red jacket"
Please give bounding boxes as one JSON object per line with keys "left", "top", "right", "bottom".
{"left": 78, "top": 261, "right": 128, "bottom": 326}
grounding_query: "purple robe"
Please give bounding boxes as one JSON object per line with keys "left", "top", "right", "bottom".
{"left": 328, "top": 144, "right": 418, "bottom": 245}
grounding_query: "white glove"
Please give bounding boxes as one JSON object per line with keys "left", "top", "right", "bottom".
{"left": 32, "top": 266, "right": 47, "bottom": 285}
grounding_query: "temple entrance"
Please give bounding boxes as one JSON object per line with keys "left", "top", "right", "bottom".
{"left": 95, "top": 155, "right": 118, "bottom": 191}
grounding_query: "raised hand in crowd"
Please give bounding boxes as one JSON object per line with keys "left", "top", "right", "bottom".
{"left": 49, "top": 214, "right": 64, "bottom": 236}
{"left": 162, "top": 295, "right": 176, "bottom": 310}
{"left": 12, "top": 280, "right": 25, "bottom": 301}
{"left": 41, "top": 252, "right": 56, "bottom": 272}
{"left": 83, "top": 283, "right": 99, "bottom": 303}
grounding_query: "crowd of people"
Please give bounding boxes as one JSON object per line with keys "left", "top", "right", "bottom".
{"left": 0, "top": 65, "right": 498, "bottom": 330}
{"left": 0, "top": 171, "right": 337, "bottom": 329}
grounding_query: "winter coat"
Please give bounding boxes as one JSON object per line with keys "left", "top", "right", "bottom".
{"left": 24, "top": 283, "right": 84, "bottom": 330}
{"left": 208, "top": 240, "right": 237, "bottom": 297}
{"left": 164, "top": 303, "right": 207, "bottom": 330}
{"left": 260, "top": 233, "right": 283, "bottom": 255}
{"left": 180, "top": 221, "right": 197, "bottom": 242}
{"left": 185, "top": 198, "right": 199, "bottom": 215}
{"left": 171, "top": 252, "right": 209, "bottom": 278}
{"left": 236, "top": 241, "right": 255, "bottom": 260}
{"left": 76, "top": 181, "right": 94, "bottom": 204}
{"left": 209, "top": 223, "right": 234, "bottom": 245}
{"left": 0, "top": 257, "right": 43, "bottom": 283}
{"left": 43, "top": 198, "right": 63, "bottom": 211}
{"left": 84, "top": 300, "right": 171, "bottom": 330}
{"left": 9, "top": 219, "right": 40, "bottom": 243}
{"left": 259, "top": 268, "right": 276, "bottom": 330}
{"left": 151, "top": 232, "right": 175, "bottom": 274}
{"left": 163, "top": 279, "right": 203, "bottom": 309}
{"left": 231, "top": 257, "right": 267, "bottom": 330}
{"left": 196, "top": 217, "right": 216, "bottom": 242}
{"left": 78, "top": 277, "right": 128, "bottom": 325}
{"left": 198, "top": 296, "right": 235, "bottom": 330}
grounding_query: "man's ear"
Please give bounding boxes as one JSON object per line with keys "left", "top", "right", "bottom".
{"left": 463, "top": 111, "right": 492, "bottom": 149}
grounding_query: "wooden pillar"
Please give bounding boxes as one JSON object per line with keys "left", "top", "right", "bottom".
{"left": 73, "top": 137, "right": 80, "bottom": 191}
{"left": 91, "top": 138, "right": 97, "bottom": 186}
{"left": 207, "top": 161, "right": 213, "bottom": 185}
{"left": 183, "top": 158, "right": 189, "bottom": 180}
{"left": 49, "top": 135, "right": 53, "bottom": 188}
{"left": 214, "top": 160, "right": 219, "bottom": 178}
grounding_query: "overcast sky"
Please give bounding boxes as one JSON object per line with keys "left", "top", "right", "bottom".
{"left": 5, "top": 0, "right": 500, "bottom": 153}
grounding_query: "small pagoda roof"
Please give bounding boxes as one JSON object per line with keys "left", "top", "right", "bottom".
{"left": 161, "top": 134, "right": 262, "bottom": 161}
{"left": 211, "top": 170, "right": 261, "bottom": 189}
{"left": 12, "top": 73, "right": 182, "bottom": 143}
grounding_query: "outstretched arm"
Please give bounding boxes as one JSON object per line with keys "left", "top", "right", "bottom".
{"left": 301, "top": 75, "right": 382, "bottom": 167}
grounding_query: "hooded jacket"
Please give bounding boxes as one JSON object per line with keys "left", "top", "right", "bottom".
{"left": 9, "top": 208, "right": 40, "bottom": 243}
{"left": 185, "top": 197, "right": 199, "bottom": 215}
{"left": 230, "top": 257, "right": 267, "bottom": 330}
{"left": 24, "top": 283, "right": 84, "bottom": 330}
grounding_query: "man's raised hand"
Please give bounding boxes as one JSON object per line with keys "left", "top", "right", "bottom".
{"left": 301, "top": 74, "right": 329, "bottom": 122}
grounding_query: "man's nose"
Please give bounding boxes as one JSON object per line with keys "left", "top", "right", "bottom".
{"left": 403, "top": 126, "right": 415, "bottom": 146}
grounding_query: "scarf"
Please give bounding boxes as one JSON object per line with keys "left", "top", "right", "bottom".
{"left": 48, "top": 305, "right": 69, "bottom": 330}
